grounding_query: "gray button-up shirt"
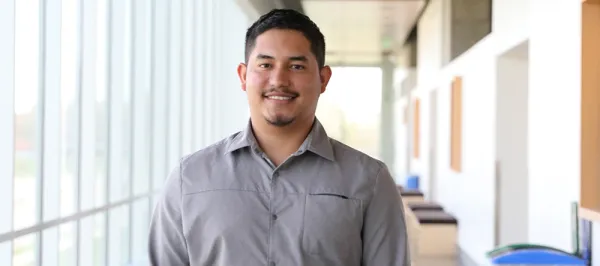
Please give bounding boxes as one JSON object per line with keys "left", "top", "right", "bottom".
{"left": 148, "top": 119, "right": 410, "bottom": 266}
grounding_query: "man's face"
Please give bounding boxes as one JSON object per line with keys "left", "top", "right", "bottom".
{"left": 237, "top": 29, "right": 331, "bottom": 127}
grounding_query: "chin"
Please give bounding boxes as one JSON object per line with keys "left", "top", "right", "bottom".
{"left": 264, "top": 115, "right": 295, "bottom": 127}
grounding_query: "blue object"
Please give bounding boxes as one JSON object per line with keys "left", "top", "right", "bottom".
{"left": 490, "top": 249, "right": 587, "bottom": 265}
{"left": 487, "top": 202, "right": 592, "bottom": 265}
{"left": 406, "top": 175, "right": 419, "bottom": 189}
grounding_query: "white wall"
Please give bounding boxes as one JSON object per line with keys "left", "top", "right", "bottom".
{"left": 416, "top": 0, "right": 448, "bottom": 86}
{"left": 401, "top": 0, "right": 600, "bottom": 263}
{"left": 495, "top": 44, "right": 529, "bottom": 246}
{"left": 493, "top": 0, "right": 530, "bottom": 35}
{"left": 528, "top": 0, "right": 582, "bottom": 251}
{"left": 410, "top": 36, "right": 498, "bottom": 263}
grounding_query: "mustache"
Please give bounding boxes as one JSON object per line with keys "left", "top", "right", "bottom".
{"left": 262, "top": 88, "right": 299, "bottom": 97}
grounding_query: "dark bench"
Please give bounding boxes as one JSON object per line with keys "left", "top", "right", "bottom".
{"left": 408, "top": 201, "right": 444, "bottom": 211}
{"left": 399, "top": 189, "right": 423, "bottom": 197}
{"left": 413, "top": 210, "right": 458, "bottom": 225}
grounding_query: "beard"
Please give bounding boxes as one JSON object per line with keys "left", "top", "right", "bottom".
{"left": 264, "top": 113, "right": 295, "bottom": 127}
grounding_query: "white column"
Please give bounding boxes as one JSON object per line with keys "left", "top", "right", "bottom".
{"left": 380, "top": 55, "right": 395, "bottom": 170}
{"left": 528, "top": 0, "right": 581, "bottom": 250}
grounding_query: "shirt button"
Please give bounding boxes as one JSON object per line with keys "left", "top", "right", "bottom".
{"left": 270, "top": 262, "right": 275, "bottom": 266}
{"left": 272, "top": 172, "right": 279, "bottom": 178}
{"left": 272, "top": 214, "right": 278, "bottom": 221}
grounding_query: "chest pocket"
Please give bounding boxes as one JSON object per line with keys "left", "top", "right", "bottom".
{"left": 302, "top": 192, "right": 364, "bottom": 262}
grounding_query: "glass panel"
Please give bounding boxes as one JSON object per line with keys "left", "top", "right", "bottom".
{"left": 168, "top": 0, "right": 182, "bottom": 170}
{"left": 59, "top": 222, "right": 76, "bottom": 266}
{"left": 78, "top": 216, "right": 93, "bottom": 265}
{"left": 109, "top": 0, "right": 132, "bottom": 203}
{"left": 131, "top": 198, "right": 150, "bottom": 265}
{"left": 95, "top": 0, "right": 109, "bottom": 208}
{"left": 12, "top": 233, "right": 37, "bottom": 266}
{"left": 42, "top": 226, "right": 58, "bottom": 266}
{"left": 42, "top": 0, "right": 63, "bottom": 223}
{"left": 132, "top": 0, "right": 151, "bottom": 196}
{"left": 181, "top": 0, "right": 193, "bottom": 156}
{"left": 108, "top": 205, "right": 130, "bottom": 266}
{"left": 0, "top": 241, "right": 12, "bottom": 266}
{"left": 151, "top": 0, "right": 169, "bottom": 192}
{"left": 93, "top": 213, "right": 106, "bottom": 266}
{"left": 13, "top": 0, "right": 40, "bottom": 231}
{"left": 0, "top": 0, "right": 16, "bottom": 236}
{"left": 121, "top": 0, "right": 133, "bottom": 201}
{"left": 60, "top": 0, "right": 80, "bottom": 219}
{"left": 79, "top": 0, "right": 98, "bottom": 212}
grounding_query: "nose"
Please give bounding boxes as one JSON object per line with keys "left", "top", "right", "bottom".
{"left": 269, "top": 67, "right": 290, "bottom": 88}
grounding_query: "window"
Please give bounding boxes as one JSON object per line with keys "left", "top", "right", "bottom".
{"left": 450, "top": 76, "right": 463, "bottom": 172}
{"left": 132, "top": 0, "right": 152, "bottom": 196}
{"left": 14, "top": 0, "right": 41, "bottom": 233}
{"left": 58, "top": 222, "right": 76, "bottom": 266}
{"left": 1, "top": 0, "right": 251, "bottom": 264}
{"left": 60, "top": 0, "right": 80, "bottom": 219}
{"left": 95, "top": 0, "right": 109, "bottom": 209}
{"left": 0, "top": 3, "right": 16, "bottom": 265}
{"left": 108, "top": 0, "right": 132, "bottom": 203}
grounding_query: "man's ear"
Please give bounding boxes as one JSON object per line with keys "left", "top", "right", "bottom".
{"left": 319, "top": 65, "right": 332, "bottom": 94}
{"left": 237, "top": 63, "right": 248, "bottom": 91}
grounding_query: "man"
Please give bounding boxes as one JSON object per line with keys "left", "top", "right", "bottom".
{"left": 148, "top": 9, "right": 410, "bottom": 266}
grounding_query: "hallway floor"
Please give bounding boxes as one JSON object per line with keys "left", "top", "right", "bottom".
{"left": 419, "top": 249, "right": 480, "bottom": 266}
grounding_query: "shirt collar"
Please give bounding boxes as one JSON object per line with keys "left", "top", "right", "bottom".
{"left": 225, "top": 118, "right": 335, "bottom": 161}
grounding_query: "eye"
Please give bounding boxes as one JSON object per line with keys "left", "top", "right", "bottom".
{"left": 290, "top": 65, "right": 305, "bottom": 70}
{"left": 259, "top": 63, "right": 271, "bottom": 68}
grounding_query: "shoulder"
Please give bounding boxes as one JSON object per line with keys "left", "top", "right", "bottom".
{"left": 328, "top": 138, "right": 388, "bottom": 180}
{"left": 179, "top": 131, "right": 242, "bottom": 172}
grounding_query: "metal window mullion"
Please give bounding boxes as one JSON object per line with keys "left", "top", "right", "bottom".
{"left": 148, "top": 0, "right": 156, "bottom": 218}
{"left": 103, "top": 0, "right": 113, "bottom": 262}
{"left": 194, "top": 0, "right": 205, "bottom": 150}
{"left": 190, "top": 0, "right": 196, "bottom": 152}
{"left": 74, "top": 0, "right": 86, "bottom": 263}
{"left": 128, "top": 0, "right": 136, "bottom": 263}
{"left": 178, "top": 0, "right": 184, "bottom": 157}
{"left": 0, "top": 191, "right": 157, "bottom": 243}
{"left": 164, "top": 0, "right": 171, "bottom": 174}
{"left": 37, "top": 0, "right": 48, "bottom": 264}
{"left": 204, "top": 0, "right": 214, "bottom": 145}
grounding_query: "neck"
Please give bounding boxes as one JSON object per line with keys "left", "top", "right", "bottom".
{"left": 251, "top": 116, "right": 315, "bottom": 166}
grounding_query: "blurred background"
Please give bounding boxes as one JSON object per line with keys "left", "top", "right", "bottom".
{"left": 1, "top": 0, "right": 600, "bottom": 265}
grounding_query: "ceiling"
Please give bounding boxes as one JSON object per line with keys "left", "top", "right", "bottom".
{"left": 302, "top": 0, "right": 426, "bottom": 65}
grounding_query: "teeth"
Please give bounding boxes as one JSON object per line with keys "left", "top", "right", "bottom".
{"left": 268, "top": 96, "right": 292, "bottom": 100}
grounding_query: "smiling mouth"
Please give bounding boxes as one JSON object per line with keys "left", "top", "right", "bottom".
{"left": 266, "top": 95, "right": 296, "bottom": 101}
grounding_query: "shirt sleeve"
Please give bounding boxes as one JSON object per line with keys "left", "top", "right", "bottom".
{"left": 361, "top": 164, "right": 411, "bottom": 266}
{"left": 148, "top": 161, "right": 190, "bottom": 265}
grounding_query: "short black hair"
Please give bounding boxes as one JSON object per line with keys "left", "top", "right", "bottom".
{"left": 244, "top": 9, "right": 326, "bottom": 68}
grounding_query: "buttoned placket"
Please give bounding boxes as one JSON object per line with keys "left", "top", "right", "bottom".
{"left": 252, "top": 146, "right": 306, "bottom": 266}
{"left": 251, "top": 147, "right": 281, "bottom": 266}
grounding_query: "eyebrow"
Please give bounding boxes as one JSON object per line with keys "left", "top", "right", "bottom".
{"left": 256, "top": 54, "right": 308, "bottom": 62}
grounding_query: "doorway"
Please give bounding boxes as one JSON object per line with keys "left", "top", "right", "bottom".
{"left": 494, "top": 40, "right": 530, "bottom": 246}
